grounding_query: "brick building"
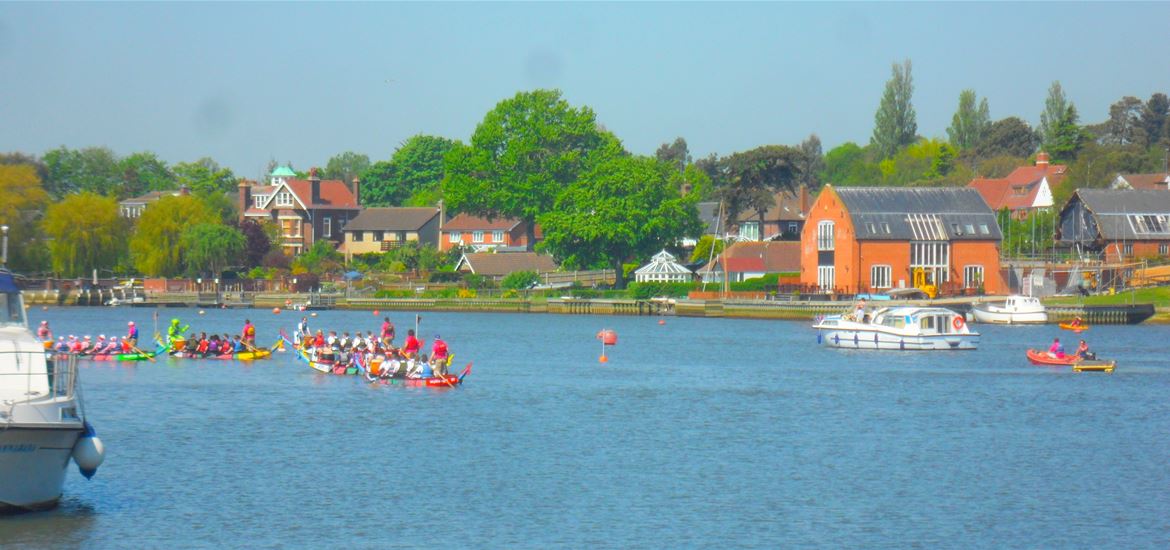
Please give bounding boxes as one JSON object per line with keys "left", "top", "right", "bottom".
{"left": 1057, "top": 188, "right": 1170, "bottom": 263}
{"left": 238, "top": 166, "right": 360, "bottom": 255}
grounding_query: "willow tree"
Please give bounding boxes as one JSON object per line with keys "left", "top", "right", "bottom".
{"left": 0, "top": 163, "right": 50, "bottom": 271}
{"left": 129, "top": 195, "right": 217, "bottom": 276}
{"left": 42, "top": 193, "right": 126, "bottom": 277}
{"left": 180, "top": 223, "right": 246, "bottom": 277}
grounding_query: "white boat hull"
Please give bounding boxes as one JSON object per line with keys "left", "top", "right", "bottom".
{"left": 0, "top": 426, "right": 83, "bottom": 512}
{"left": 969, "top": 307, "right": 1048, "bottom": 324}
{"left": 816, "top": 327, "right": 980, "bottom": 350}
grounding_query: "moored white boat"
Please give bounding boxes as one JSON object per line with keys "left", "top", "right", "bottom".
{"left": 813, "top": 306, "right": 979, "bottom": 350}
{"left": 0, "top": 264, "right": 104, "bottom": 513}
{"left": 970, "top": 295, "right": 1048, "bottom": 324}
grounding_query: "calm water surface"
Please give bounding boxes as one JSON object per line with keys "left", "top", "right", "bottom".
{"left": 2, "top": 307, "right": 1169, "bottom": 548}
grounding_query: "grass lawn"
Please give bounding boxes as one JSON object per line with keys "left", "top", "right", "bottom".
{"left": 1044, "top": 286, "right": 1170, "bottom": 306}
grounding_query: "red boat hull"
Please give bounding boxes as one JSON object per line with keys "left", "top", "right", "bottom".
{"left": 1026, "top": 349, "right": 1079, "bottom": 366}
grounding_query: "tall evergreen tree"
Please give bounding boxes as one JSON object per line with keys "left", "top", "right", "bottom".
{"left": 946, "top": 89, "right": 991, "bottom": 150}
{"left": 797, "top": 134, "right": 825, "bottom": 189}
{"left": 871, "top": 59, "right": 917, "bottom": 159}
{"left": 1039, "top": 81, "right": 1069, "bottom": 151}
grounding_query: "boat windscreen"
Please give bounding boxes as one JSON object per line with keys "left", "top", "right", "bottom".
{"left": 0, "top": 292, "right": 25, "bottom": 328}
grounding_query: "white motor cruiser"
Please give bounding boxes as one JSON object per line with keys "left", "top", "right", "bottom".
{"left": 0, "top": 257, "right": 104, "bottom": 511}
{"left": 814, "top": 306, "right": 979, "bottom": 350}
{"left": 970, "top": 295, "right": 1048, "bottom": 324}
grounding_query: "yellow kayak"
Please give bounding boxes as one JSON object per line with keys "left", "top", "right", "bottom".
{"left": 1059, "top": 322, "right": 1089, "bottom": 332}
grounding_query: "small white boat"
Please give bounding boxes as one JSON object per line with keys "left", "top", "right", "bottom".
{"left": 813, "top": 306, "right": 979, "bottom": 350}
{"left": 970, "top": 295, "right": 1048, "bottom": 324}
{"left": 0, "top": 264, "right": 105, "bottom": 512}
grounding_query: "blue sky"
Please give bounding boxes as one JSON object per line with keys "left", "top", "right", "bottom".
{"left": 2, "top": 2, "right": 1168, "bottom": 179}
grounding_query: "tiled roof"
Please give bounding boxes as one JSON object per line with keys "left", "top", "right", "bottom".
{"left": 458, "top": 252, "right": 558, "bottom": 276}
{"left": 1116, "top": 173, "right": 1170, "bottom": 190}
{"left": 283, "top": 179, "right": 359, "bottom": 209}
{"left": 833, "top": 186, "right": 1002, "bottom": 241}
{"left": 699, "top": 241, "right": 800, "bottom": 273}
{"left": 1066, "top": 189, "right": 1170, "bottom": 241}
{"left": 967, "top": 162, "right": 1067, "bottom": 211}
{"left": 441, "top": 214, "right": 522, "bottom": 231}
{"left": 733, "top": 188, "right": 809, "bottom": 223}
{"left": 345, "top": 207, "right": 438, "bottom": 231}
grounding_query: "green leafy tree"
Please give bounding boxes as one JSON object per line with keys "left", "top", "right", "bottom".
{"left": 1048, "top": 105, "right": 1089, "bottom": 162}
{"left": 42, "top": 146, "right": 121, "bottom": 198}
{"left": 0, "top": 164, "right": 51, "bottom": 271}
{"left": 690, "top": 234, "right": 725, "bottom": 264}
{"left": 501, "top": 270, "right": 541, "bottom": 290}
{"left": 1140, "top": 93, "right": 1168, "bottom": 145}
{"left": 180, "top": 223, "right": 246, "bottom": 277}
{"left": 1039, "top": 81, "right": 1069, "bottom": 151}
{"left": 1053, "top": 141, "right": 1160, "bottom": 206}
{"left": 292, "top": 240, "right": 343, "bottom": 274}
{"left": 42, "top": 193, "right": 126, "bottom": 277}
{"left": 323, "top": 151, "right": 371, "bottom": 186}
{"left": 797, "top": 134, "right": 825, "bottom": 189}
{"left": 443, "top": 89, "right": 623, "bottom": 248}
{"left": 975, "top": 117, "right": 1038, "bottom": 158}
{"left": 946, "top": 89, "right": 991, "bottom": 151}
{"left": 871, "top": 59, "right": 917, "bottom": 159}
{"left": 118, "top": 151, "right": 175, "bottom": 198}
{"left": 715, "top": 145, "right": 803, "bottom": 224}
{"left": 822, "top": 142, "right": 881, "bottom": 185}
{"left": 173, "top": 157, "right": 237, "bottom": 195}
{"left": 361, "top": 135, "right": 456, "bottom": 206}
{"left": 1102, "top": 96, "right": 1147, "bottom": 147}
{"left": 878, "top": 138, "right": 958, "bottom": 186}
{"left": 538, "top": 156, "right": 701, "bottom": 288}
{"left": 129, "top": 195, "right": 217, "bottom": 276}
{"left": 655, "top": 137, "right": 690, "bottom": 172}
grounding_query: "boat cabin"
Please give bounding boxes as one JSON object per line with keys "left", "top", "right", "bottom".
{"left": 1002, "top": 295, "right": 1042, "bottom": 311}
{"left": 872, "top": 307, "right": 968, "bottom": 335}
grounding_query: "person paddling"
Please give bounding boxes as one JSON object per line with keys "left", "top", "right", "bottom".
{"left": 125, "top": 321, "right": 139, "bottom": 350}
{"left": 241, "top": 319, "right": 256, "bottom": 347}
{"left": 1076, "top": 339, "right": 1095, "bottom": 360}
{"left": 167, "top": 318, "right": 189, "bottom": 348}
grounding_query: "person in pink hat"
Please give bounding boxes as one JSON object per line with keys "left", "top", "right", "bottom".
{"left": 124, "top": 321, "right": 139, "bottom": 351}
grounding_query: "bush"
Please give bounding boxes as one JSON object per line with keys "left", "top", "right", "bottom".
{"left": 501, "top": 270, "right": 541, "bottom": 290}
{"left": 428, "top": 270, "right": 463, "bottom": 283}
{"left": 464, "top": 274, "right": 493, "bottom": 290}
{"left": 627, "top": 281, "right": 696, "bottom": 300}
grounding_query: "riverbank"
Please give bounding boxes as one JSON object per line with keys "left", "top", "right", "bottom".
{"left": 24, "top": 289, "right": 1167, "bottom": 324}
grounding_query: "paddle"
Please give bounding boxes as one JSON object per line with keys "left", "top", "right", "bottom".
{"left": 129, "top": 340, "right": 156, "bottom": 363}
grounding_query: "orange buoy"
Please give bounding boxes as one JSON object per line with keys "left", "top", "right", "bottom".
{"left": 373, "top": 310, "right": 379, "bottom": 316}
{"left": 599, "top": 354, "right": 608, "bottom": 363}
{"left": 273, "top": 307, "right": 281, "bottom": 314}
{"left": 658, "top": 319, "right": 665, "bottom": 325}
{"left": 285, "top": 299, "right": 292, "bottom": 306}
{"left": 596, "top": 329, "right": 617, "bottom": 346}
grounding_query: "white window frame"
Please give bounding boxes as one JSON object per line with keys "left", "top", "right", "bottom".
{"left": 740, "top": 221, "right": 760, "bottom": 241}
{"left": 448, "top": 231, "right": 462, "bottom": 244}
{"left": 870, "top": 265, "right": 892, "bottom": 290}
{"left": 472, "top": 230, "right": 484, "bottom": 243}
{"left": 817, "top": 265, "right": 835, "bottom": 292}
{"left": 275, "top": 192, "right": 292, "bottom": 207}
{"left": 963, "top": 265, "right": 984, "bottom": 289}
{"left": 911, "top": 241, "right": 950, "bottom": 283}
{"left": 253, "top": 196, "right": 266, "bottom": 208}
{"left": 1123, "top": 243, "right": 1133, "bottom": 257}
{"left": 492, "top": 230, "right": 504, "bottom": 243}
{"left": 816, "top": 221, "right": 835, "bottom": 251}
{"left": 1160, "top": 243, "right": 1169, "bottom": 256}
{"left": 322, "top": 216, "right": 332, "bottom": 238}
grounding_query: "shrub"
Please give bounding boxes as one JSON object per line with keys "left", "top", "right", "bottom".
{"left": 501, "top": 270, "right": 541, "bottom": 290}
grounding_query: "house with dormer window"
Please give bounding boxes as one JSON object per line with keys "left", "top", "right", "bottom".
{"left": 1057, "top": 189, "right": 1170, "bottom": 263}
{"left": 238, "top": 166, "right": 361, "bottom": 255}
{"left": 967, "top": 152, "right": 1066, "bottom": 219}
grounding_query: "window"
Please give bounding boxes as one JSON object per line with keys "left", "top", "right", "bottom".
{"left": 373, "top": 231, "right": 384, "bottom": 241}
{"left": 964, "top": 265, "right": 984, "bottom": 289}
{"left": 323, "top": 216, "right": 332, "bottom": 238}
{"left": 787, "top": 222, "right": 798, "bottom": 234}
{"left": 275, "top": 192, "right": 292, "bottom": 207}
{"left": 979, "top": 224, "right": 990, "bottom": 235}
{"left": 253, "top": 196, "right": 266, "bottom": 208}
{"left": 816, "top": 221, "right": 835, "bottom": 251}
{"left": 867, "top": 223, "right": 878, "bottom": 234}
{"left": 352, "top": 231, "right": 364, "bottom": 242}
{"left": 740, "top": 221, "right": 760, "bottom": 241}
{"left": 1160, "top": 243, "right": 1169, "bottom": 256}
{"left": 449, "top": 231, "right": 462, "bottom": 244}
{"left": 473, "top": 230, "right": 484, "bottom": 243}
{"left": 281, "top": 219, "right": 298, "bottom": 237}
{"left": 1128, "top": 214, "right": 1170, "bottom": 235}
{"left": 911, "top": 241, "right": 950, "bottom": 283}
{"left": 882, "top": 223, "right": 891, "bottom": 234}
{"left": 871, "top": 265, "right": 892, "bottom": 289}
{"left": 951, "top": 223, "right": 962, "bottom": 235}
{"left": 965, "top": 224, "right": 976, "bottom": 235}
{"left": 1123, "top": 243, "right": 1133, "bottom": 256}
{"left": 492, "top": 230, "right": 504, "bottom": 243}
{"left": 817, "top": 265, "right": 835, "bottom": 292}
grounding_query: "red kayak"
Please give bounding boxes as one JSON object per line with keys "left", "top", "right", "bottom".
{"left": 1026, "top": 349, "right": 1080, "bottom": 366}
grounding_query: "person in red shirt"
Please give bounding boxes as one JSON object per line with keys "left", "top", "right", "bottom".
{"left": 241, "top": 319, "right": 256, "bottom": 346}
{"left": 430, "top": 335, "right": 449, "bottom": 375}
{"left": 402, "top": 329, "right": 423, "bottom": 358}
{"left": 380, "top": 317, "right": 395, "bottom": 345}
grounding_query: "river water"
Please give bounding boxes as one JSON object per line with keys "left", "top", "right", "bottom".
{"left": 2, "top": 306, "right": 1169, "bottom": 548}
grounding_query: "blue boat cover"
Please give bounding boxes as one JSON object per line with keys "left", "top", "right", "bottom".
{"left": 0, "top": 270, "right": 18, "bottom": 293}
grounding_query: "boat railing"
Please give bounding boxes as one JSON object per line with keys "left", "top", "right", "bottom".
{"left": 0, "top": 350, "right": 77, "bottom": 405}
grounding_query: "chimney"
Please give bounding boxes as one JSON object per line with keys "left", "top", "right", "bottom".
{"left": 351, "top": 177, "right": 361, "bottom": 206}
{"left": 310, "top": 167, "right": 320, "bottom": 204}
{"left": 438, "top": 199, "right": 446, "bottom": 228}
{"left": 1036, "top": 151, "right": 1050, "bottom": 168}
{"left": 237, "top": 179, "right": 251, "bottom": 220}
{"left": 799, "top": 184, "right": 810, "bottom": 215}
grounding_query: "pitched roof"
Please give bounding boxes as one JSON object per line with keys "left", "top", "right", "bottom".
{"left": 457, "top": 252, "right": 558, "bottom": 276}
{"left": 282, "top": 179, "right": 359, "bottom": 209}
{"left": 344, "top": 207, "right": 439, "bottom": 231}
{"left": 698, "top": 241, "right": 800, "bottom": 273}
{"left": 119, "top": 189, "right": 185, "bottom": 205}
{"left": 634, "top": 250, "right": 692, "bottom": 276}
{"left": 733, "top": 188, "right": 809, "bottom": 223}
{"left": 270, "top": 165, "right": 297, "bottom": 177}
{"left": 1067, "top": 189, "right": 1170, "bottom": 241}
{"left": 967, "top": 162, "right": 1066, "bottom": 211}
{"left": 832, "top": 186, "right": 1002, "bottom": 241}
{"left": 441, "top": 214, "right": 523, "bottom": 231}
{"left": 1115, "top": 173, "right": 1170, "bottom": 190}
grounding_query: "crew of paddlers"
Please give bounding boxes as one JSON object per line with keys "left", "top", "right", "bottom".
{"left": 295, "top": 316, "right": 453, "bottom": 379}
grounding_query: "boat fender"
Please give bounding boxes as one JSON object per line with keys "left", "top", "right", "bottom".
{"left": 72, "top": 421, "right": 105, "bottom": 480}
{"left": 953, "top": 316, "right": 964, "bottom": 330}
